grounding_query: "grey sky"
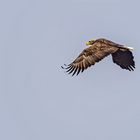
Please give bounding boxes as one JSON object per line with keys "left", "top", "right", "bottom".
{"left": 1, "top": 0, "right": 140, "bottom": 140}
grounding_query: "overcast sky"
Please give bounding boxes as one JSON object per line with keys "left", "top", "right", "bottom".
{"left": 1, "top": 0, "right": 140, "bottom": 140}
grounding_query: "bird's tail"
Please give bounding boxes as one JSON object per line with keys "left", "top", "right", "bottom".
{"left": 125, "top": 46, "right": 134, "bottom": 50}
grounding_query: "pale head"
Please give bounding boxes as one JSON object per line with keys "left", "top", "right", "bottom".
{"left": 86, "top": 39, "right": 96, "bottom": 46}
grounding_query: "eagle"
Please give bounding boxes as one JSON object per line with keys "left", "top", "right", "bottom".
{"left": 62, "top": 38, "right": 135, "bottom": 76}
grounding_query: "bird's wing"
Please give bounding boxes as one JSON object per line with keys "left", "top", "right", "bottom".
{"left": 112, "top": 50, "right": 135, "bottom": 71}
{"left": 62, "top": 44, "right": 118, "bottom": 76}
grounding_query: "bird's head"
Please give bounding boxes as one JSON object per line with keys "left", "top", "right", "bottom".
{"left": 86, "top": 39, "right": 96, "bottom": 46}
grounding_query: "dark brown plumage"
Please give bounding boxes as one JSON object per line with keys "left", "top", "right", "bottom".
{"left": 62, "top": 38, "right": 135, "bottom": 76}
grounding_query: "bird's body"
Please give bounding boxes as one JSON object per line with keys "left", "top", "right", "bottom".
{"left": 62, "top": 38, "right": 135, "bottom": 76}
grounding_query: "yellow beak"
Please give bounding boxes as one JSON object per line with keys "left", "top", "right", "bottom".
{"left": 86, "top": 41, "right": 90, "bottom": 46}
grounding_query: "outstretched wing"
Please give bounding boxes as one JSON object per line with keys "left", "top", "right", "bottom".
{"left": 62, "top": 44, "right": 117, "bottom": 76}
{"left": 112, "top": 50, "right": 135, "bottom": 71}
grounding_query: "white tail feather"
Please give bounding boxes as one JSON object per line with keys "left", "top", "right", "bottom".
{"left": 125, "top": 46, "right": 134, "bottom": 50}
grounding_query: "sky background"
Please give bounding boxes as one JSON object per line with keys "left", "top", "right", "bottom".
{"left": 1, "top": 0, "right": 140, "bottom": 140}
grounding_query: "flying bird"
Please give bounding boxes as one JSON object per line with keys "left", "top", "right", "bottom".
{"left": 62, "top": 38, "right": 135, "bottom": 76}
